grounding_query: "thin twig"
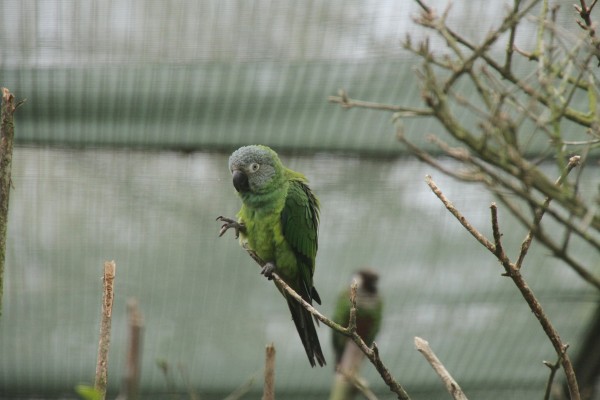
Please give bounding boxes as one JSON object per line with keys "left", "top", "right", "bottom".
{"left": 262, "top": 344, "right": 276, "bottom": 400}
{"left": 336, "top": 365, "right": 380, "bottom": 400}
{"left": 414, "top": 337, "right": 468, "bottom": 400}
{"left": 328, "top": 90, "right": 433, "bottom": 116}
{"left": 95, "top": 261, "right": 116, "bottom": 400}
{"left": 331, "top": 303, "right": 371, "bottom": 400}
{"left": 396, "top": 129, "right": 481, "bottom": 182}
{"left": 492, "top": 190, "right": 600, "bottom": 290}
{"left": 575, "top": 0, "right": 600, "bottom": 64}
{"left": 177, "top": 363, "right": 200, "bottom": 400}
{"left": 543, "top": 345, "right": 569, "bottom": 400}
{"left": 425, "top": 175, "right": 496, "bottom": 254}
{"left": 515, "top": 155, "right": 581, "bottom": 269}
{"left": 414, "top": 0, "right": 432, "bottom": 13}
{"left": 348, "top": 280, "right": 358, "bottom": 333}
{"left": 504, "top": 0, "right": 522, "bottom": 73}
{"left": 223, "top": 373, "right": 257, "bottom": 400}
{"left": 156, "top": 360, "right": 176, "bottom": 394}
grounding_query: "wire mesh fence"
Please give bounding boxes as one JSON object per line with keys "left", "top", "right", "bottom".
{"left": 0, "top": 1, "right": 599, "bottom": 399}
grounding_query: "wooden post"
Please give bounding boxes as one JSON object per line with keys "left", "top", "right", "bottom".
{"left": 95, "top": 261, "right": 116, "bottom": 399}
{"left": 262, "top": 343, "right": 276, "bottom": 400}
{"left": 0, "top": 88, "right": 23, "bottom": 316}
{"left": 120, "top": 299, "right": 143, "bottom": 400}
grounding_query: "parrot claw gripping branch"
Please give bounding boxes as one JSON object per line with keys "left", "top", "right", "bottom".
{"left": 260, "top": 262, "right": 277, "bottom": 280}
{"left": 217, "top": 145, "right": 326, "bottom": 368}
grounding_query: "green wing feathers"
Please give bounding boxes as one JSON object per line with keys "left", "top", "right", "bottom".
{"left": 280, "top": 173, "right": 324, "bottom": 367}
{"left": 281, "top": 177, "right": 321, "bottom": 304}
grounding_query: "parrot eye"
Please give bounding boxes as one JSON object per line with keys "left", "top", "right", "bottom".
{"left": 249, "top": 163, "right": 260, "bottom": 172}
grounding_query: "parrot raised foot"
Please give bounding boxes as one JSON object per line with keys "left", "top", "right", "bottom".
{"left": 216, "top": 216, "right": 246, "bottom": 238}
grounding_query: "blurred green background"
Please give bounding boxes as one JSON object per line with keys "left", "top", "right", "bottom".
{"left": 1, "top": 1, "right": 599, "bottom": 399}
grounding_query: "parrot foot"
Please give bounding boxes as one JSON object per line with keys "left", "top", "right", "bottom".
{"left": 216, "top": 216, "right": 246, "bottom": 238}
{"left": 261, "top": 262, "right": 277, "bottom": 280}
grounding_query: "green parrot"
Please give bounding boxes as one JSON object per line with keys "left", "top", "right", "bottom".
{"left": 217, "top": 145, "right": 326, "bottom": 367}
{"left": 332, "top": 269, "right": 383, "bottom": 366}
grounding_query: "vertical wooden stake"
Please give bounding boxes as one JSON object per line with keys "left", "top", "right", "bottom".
{"left": 95, "top": 260, "right": 116, "bottom": 399}
{"left": 0, "top": 88, "right": 23, "bottom": 316}
{"left": 262, "top": 343, "right": 276, "bottom": 400}
{"left": 120, "top": 298, "right": 143, "bottom": 400}
{"left": 329, "top": 340, "right": 366, "bottom": 400}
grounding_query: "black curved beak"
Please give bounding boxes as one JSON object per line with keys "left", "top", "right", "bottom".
{"left": 232, "top": 170, "right": 250, "bottom": 193}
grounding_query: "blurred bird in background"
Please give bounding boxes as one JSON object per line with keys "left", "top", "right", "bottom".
{"left": 330, "top": 269, "right": 383, "bottom": 400}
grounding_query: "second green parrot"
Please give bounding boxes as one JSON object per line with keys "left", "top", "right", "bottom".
{"left": 218, "top": 145, "right": 326, "bottom": 367}
{"left": 332, "top": 269, "right": 383, "bottom": 366}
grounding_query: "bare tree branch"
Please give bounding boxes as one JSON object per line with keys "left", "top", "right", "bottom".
{"left": 425, "top": 176, "right": 580, "bottom": 400}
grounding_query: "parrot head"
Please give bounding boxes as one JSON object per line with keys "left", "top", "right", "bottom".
{"left": 353, "top": 269, "right": 379, "bottom": 294}
{"left": 228, "top": 145, "right": 285, "bottom": 194}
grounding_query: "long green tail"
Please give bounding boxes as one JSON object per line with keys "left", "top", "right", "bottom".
{"left": 286, "top": 296, "right": 326, "bottom": 367}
